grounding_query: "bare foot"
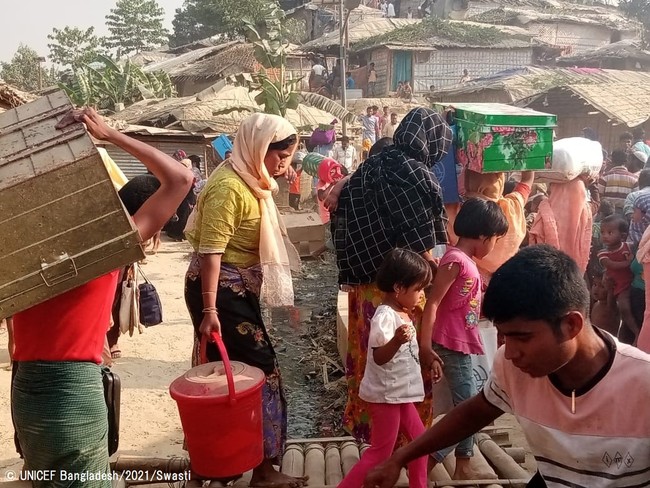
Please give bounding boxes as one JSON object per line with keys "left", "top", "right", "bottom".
{"left": 453, "top": 458, "right": 497, "bottom": 481}
{"left": 250, "top": 461, "right": 308, "bottom": 488}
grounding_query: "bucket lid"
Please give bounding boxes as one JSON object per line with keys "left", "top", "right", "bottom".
{"left": 170, "top": 360, "right": 265, "bottom": 400}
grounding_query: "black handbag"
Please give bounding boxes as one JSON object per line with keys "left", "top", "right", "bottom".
{"left": 101, "top": 366, "right": 121, "bottom": 456}
{"left": 138, "top": 267, "right": 163, "bottom": 327}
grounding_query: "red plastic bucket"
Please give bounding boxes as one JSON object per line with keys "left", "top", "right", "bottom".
{"left": 170, "top": 332, "right": 265, "bottom": 478}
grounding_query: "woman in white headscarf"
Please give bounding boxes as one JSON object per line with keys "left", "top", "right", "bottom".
{"left": 184, "top": 113, "right": 304, "bottom": 487}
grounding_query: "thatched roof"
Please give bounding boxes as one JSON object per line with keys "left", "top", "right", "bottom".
{"left": 110, "top": 84, "right": 358, "bottom": 134}
{"left": 353, "top": 18, "right": 533, "bottom": 52}
{"left": 435, "top": 66, "right": 650, "bottom": 126}
{"left": 556, "top": 40, "right": 650, "bottom": 66}
{"left": 468, "top": 2, "right": 638, "bottom": 30}
{"left": 301, "top": 18, "right": 420, "bottom": 51}
{"left": 141, "top": 42, "right": 241, "bottom": 78}
{"left": 0, "top": 82, "right": 37, "bottom": 112}
{"left": 142, "top": 41, "right": 307, "bottom": 82}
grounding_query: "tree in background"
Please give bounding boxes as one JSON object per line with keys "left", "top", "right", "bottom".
{"left": 169, "top": 0, "right": 267, "bottom": 47}
{"left": 47, "top": 26, "right": 105, "bottom": 69}
{"left": 105, "top": 0, "right": 169, "bottom": 58}
{"left": 619, "top": 0, "right": 650, "bottom": 47}
{"left": 284, "top": 18, "right": 308, "bottom": 45}
{"left": 1, "top": 45, "right": 55, "bottom": 92}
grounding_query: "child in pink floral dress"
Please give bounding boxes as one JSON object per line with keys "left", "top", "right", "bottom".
{"left": 420, "top": 197, "right": 509, "bottom": 480}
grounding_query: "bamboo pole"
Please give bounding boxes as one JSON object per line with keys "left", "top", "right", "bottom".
{"left": 502, "top": 447, "right": 527, "bottom": 465}
{"left": 110, "top": 455, "right": 189, "bottom": 473}
{"left": 476, "top": 433, "right": 530, "bottom": 486}
{"left": 232, "top": 470, "right": 253, "bottom": 488}
{"left": 305, "top": 443, "right": 326, "bottom": 486}
{"left": 469, "top": 445, "right": 502, "bottom": 488}
{"left": 429, "top": 461, "right": 453, "bottom": 488}
{"left": 282, "top": 444, "right": 305, "bottom": 478}
{"left": 396, "top": 468, "right": 409, "bottom": 486}
{"left": 340, "top": 441, "right": 360, "bottom": 476}
{"left": 325, "top": 443, "right": 344, "bottom": 486}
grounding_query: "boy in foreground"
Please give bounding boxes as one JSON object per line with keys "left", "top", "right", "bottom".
{"left": 365, "top": 245, "right": 650, "bottom": 488}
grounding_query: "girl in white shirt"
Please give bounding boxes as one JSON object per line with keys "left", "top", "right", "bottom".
{"left": 339, "top": 248, "right": 436, "bottom": 488}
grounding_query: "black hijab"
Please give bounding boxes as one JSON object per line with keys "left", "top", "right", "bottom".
{"left": 333, "top": 107, "right": 452, "bottom": 285}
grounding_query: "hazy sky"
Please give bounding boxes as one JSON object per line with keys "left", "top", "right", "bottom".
{"left": 0, "top": 0, "right": 185, "bottom": 64}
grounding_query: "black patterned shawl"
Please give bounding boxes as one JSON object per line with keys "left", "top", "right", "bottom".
{"left": 333, "top": 107, "right": 452, "bottom": 285}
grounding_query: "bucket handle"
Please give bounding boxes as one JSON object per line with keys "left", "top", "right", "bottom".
{"left": 200, "top": 332, "right": 237, "bottom": 405}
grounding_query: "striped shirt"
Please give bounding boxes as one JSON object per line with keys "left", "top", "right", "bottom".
{"left": 483, "top": 330, "right": 650, "bottom": 488}
{"left": 598, "top": 166, "right": 638, "bottom": 211}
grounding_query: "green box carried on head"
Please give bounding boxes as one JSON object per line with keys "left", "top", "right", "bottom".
{"left": 435, "top": 103, "right": 557, "bottom": 173}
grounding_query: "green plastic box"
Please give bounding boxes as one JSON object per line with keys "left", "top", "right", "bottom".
{"left": 436, "top": 103, "right": 557, "bottom": 173}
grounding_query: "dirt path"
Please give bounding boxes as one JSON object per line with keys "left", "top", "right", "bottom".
{"left": 0, "top": 239, "right": 535, "bottom": 481}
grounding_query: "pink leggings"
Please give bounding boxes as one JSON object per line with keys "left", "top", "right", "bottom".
{"left": 338, "top": 402, "right": 427, "bottom": 488}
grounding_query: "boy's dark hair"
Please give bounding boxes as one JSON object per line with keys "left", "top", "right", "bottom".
{"left": 601, "top": 214, "right": 629, "bottom": 234}
{"left": 454, "top": 197, "right": 509, "bottom": 239}
{"left": 341, "top": 135, "right": 350, "bottom": 143}
{"left": 611, "top": 149, "right": 627, "bottom": 165}
{"left": 628, "top": 152, "right": 646, "bottom": 173}
{"left": 483, "top": 245, "right": 590, "bottom": 328}
{"left": 620, "top": 131, "right": 633, "bottom": 142}
{"left": 633, "top": 127, "right": 646, "bottom": 140}
{"left": 376, "top": 248, "right": 432, "bottom": 293}
{"left": 591, "top": 267, "right": 605, "bottom": 281}
{"left": 599, "top": 199, "right": 614, "bottom": 218}
{"left": 188, "top": 154, "right": 201, "bottom": 169}
{"left": 369, "top": 137, "right": 393, "bottom": 157}
{"left": 638, "top": 169, "right": 650, "bottom": 189}
{"left": 118, "top": 175, "right": 161, "bottom": 216}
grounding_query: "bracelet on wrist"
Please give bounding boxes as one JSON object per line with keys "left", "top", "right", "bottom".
{"left": 202, "top": 291, "right": 217, "bottom": 295}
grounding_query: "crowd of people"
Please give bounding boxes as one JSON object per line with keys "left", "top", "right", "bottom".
{"left": 6, "top": 103, "right": 650, "bottom": 488}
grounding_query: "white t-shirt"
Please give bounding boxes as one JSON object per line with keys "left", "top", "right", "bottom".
{"left": 359, "top": 305, "right": 424, "bottom": 404}
{"left": 483, "top": 329, "right": 650, "bottom": 487}
{"left": 312, "top": 64, "right": 326, "bottom": 76}
{"left": 387, "top": 3, "right": 396, "bottom": 17}
{"left": 332, "top": 145, "right": 358, "bottom": 172}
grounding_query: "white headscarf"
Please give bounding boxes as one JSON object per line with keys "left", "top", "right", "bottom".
{"left": 229, "top": 113, "right": 300, "bottom": 307}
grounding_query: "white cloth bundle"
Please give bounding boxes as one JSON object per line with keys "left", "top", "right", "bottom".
{"left": 536, "top": 137, "right": 603, "bottom": 183}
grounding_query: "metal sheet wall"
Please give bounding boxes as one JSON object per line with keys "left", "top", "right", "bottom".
{"left": 100, "top": 139, "right": 211, "bottom": 180}
{"left": 413, "top": 48, "right": 533, "bottom": 92}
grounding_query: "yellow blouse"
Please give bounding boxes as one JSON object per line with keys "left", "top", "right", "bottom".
{"left": 186, "top": 166, "right": 261, "bottom": 268}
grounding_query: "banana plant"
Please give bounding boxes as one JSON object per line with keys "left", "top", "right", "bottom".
{"left": 241, "top": 1, "right": 299, "bottom": 117}
{"left": 59, "top": 54, "right": 175, "bottom": 112}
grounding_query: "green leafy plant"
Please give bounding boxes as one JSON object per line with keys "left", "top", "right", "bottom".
{"left": 355, "top": 17, "right": 510, "bottom": 50}
{"left": 59, "top": 55, "right": 175, "bottom": 111}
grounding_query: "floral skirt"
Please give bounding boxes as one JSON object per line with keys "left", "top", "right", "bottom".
{"left": 185, "top": 274, "right": 287, "bottom": 461}
{"left": 342, "top": 284, "right": 434, "bottom": 443}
